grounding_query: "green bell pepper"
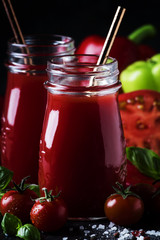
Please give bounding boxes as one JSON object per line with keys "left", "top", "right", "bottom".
{"left": 128, "top": 24, "right": 157, "bottom": 44}
{"left": 120, "top": 54, "right": 160, "bottom": 93}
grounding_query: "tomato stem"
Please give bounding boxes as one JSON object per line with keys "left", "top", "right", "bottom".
{"left": 112, "top": 182, "right": 141, "bottom": 200}
{"left": 19, "top": 176, "right": 30, "bottom": 190}
{"left": 36, "top": 188, "right": 61, "bottom": 203}
{"left": 12, "top": 176, "right": 31, "bottom": 193}
{"left": 43, "top": 188, "right": 53, "bottom": 202}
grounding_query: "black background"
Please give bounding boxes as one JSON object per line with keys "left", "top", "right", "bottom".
{"left": 0, "top": 0, "right": 160, "bottom": 94}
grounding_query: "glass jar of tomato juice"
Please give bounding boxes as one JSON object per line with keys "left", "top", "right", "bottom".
{"left": 1, "top": 35, "right": 75, "bottom": 184}
{"left": 38, "top": 54, "right": 126, "bottom": 218}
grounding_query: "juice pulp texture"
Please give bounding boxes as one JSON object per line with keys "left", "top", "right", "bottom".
{"left": 39, "top": 91, "right": 126, "bottom": 217}
{"left": 1, "top": 71, "right": 47, "bottom": 183}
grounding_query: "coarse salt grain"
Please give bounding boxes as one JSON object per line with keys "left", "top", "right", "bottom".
{"left": 62, "top": 238, "right": 68, "bottom": 240}
{"left": 79, "top": 225, "right": 84, "bottom": 230}
{"left": 120, "top": 228, "right": 129, "bottom": 235}
{"left": 92, "top": 225, "right": 97, "bottom": 229}
{"left": 97, "top": 224, "right": 105, "bottom": 230}
{"left": 108, "top": 226, "right": 117, "bottom": 232}
{"left": 90, "top": 234, "right": 96, "bottom": 237}
{"left": 108, "top": 222, "right": 115, "bottom": 228}
{"left": 146, "top": 230, "right": 160, "bottom": 236}
{"left": 137, "top": 236, "right": 144, "bottom": 240}
{"left": 119, "top": 233, "right": 131, "bottom": 240}
{"left": 103, "top": 230, "right": 109, "bottom": 235}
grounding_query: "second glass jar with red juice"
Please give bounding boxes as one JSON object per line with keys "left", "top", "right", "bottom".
{"left": 38, "top": 54, "right": 126, "bottom": 218}
{"left": 1, "top": 35, "right": 75, "bottom": 183}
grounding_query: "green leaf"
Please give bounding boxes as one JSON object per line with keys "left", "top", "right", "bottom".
{"left": 0, "top": 166, "right": 13, "bottom": 191}
{"left": 26, "top": 184, "right": 40, "bottom": 197}
{"left": 1, "top": 213, "right": 22, "bottom": 236}
{"left": 0, "top": 191, "right": 6, "bottom": 200}
{"left": 16, "top": 224, "right": 40, "bottom": 240}
{"left": 126, "top": 147, "right": 160, "bottom": 179}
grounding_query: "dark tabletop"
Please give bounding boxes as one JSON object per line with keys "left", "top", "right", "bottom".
{"left": 0, "top": 217, "right": 160, "bottom": 240}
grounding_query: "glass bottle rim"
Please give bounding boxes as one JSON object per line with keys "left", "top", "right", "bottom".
{"left": 45, "top": 54, "right": 121, "bottom": 96}
{"left": 6, "top": 34, "right": 75, "bottom": 73}
{"left": 8, "top": 34, "right": 74, "bottom": 49}
{"left": 47, "top": 54, "right": 118, "bottom": 77}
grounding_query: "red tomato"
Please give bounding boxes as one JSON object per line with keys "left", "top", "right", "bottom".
{"left": 119, "top": 90, "right": 160, "bottom": 155}
{"left": 104, "top": 193, "right": 144, "bottom": 226}
{"left": 76, "top": 35, "right": 139, "bottom": 71}
{"left": 0, "top": 189, "right": 38, "bottom": 223}
{"left": 119, "top": 90, "right": 160, "bottom": 185}
{"left": 30, "top": 189, "right": 68, "bottom": 232}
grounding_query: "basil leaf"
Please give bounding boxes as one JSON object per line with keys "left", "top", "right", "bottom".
{"left": 0, "top": 166, "right": 13, "bottom": 191}
{"left": 1, "top": 213, "right": 22, "bottom": 236}
{"left": 25, "top": 184, "right": 40, "bottom": 197}
{"left": 16, "top": 224, "right": 40, "bottom": 240}
{"left": 126, "top": 147, "right": 160, "bottom": 179}
{"left": 0, "top": 190, "right": 7, "bottom": 200}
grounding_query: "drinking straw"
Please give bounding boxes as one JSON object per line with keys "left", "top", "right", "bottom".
{"left": 2, "top": 0, "right": 33, "bottom": 65}
{"left": 89, "top": 6, "right": 126, "bottom": 86}
{"left": 2, "top": 0, "right": 26, "bottom": 45}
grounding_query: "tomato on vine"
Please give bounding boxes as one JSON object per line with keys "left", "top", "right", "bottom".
{"left": 0, "top": 176, "right": 38, "bottom": 223}
{"left": 30, "top": 188, "right": 68, "bottom": 232}
{"left": 104, "top": 182, "right": 144, "bottom": 226}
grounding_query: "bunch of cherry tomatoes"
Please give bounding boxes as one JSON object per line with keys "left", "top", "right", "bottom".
{"left": 0, "top": 176, "right": 68, "bottom": 233}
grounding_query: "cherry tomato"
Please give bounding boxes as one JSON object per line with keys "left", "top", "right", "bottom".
{"left": 30, "top": 188, "right": 68, "bottom": 232}
{"left": 104, "top": 193, "right": 144, "bottom": 226}
{"left": 0, "top": 188, "right": 37, "bottom": 223}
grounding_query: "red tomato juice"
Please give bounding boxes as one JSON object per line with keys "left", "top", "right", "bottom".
{"left": 1, "top": 35, "right": 75, "bottom": 184}
{"left": 38, "top": 90, "right": 126, "bottom": 217}
{"left": 1, "top": 71, "right": 47, "bottom": 183}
